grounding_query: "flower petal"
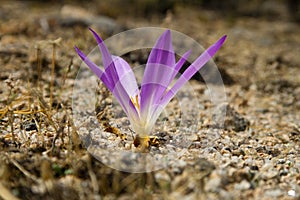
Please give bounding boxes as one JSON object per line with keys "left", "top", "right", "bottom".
{"left": 169, "top": 49, "right": 192, "bottom": 83}
{"left": 139, "top": 64, "right": 175, "bottom": 121}
{"left": 139, "top": 30, "right": 176, "bottom": 119}
{"left": 161, "top": 35, "right": 227, "bottom": 106}
{"left": 111, "top": 56, "right": 139, "bottom": 98}
{"left": 102, "top": 56, "right": 140, "bottom": 120}
{"left": 89, "top": 28, "right": 113, "bottom": 69}
{"left": 112, "top": 78, "right": 139, "bottom": 121}
{"left": 138, "top": 49, "right": 191, "bottom": 128}
{"left": 146, "top": 30, "right": 175, "bottom": 66}
{"left": 76, "top": 30, "right": 140, "bottom": 123}
{"left": 89, "top": 28, "right": 119, "bottom": 87}
{"left": 74, "top": 46, "right": 113, "bottom": 90}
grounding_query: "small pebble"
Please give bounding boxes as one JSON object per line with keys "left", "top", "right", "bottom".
{"left": 234, "top": 180, "right": 251, "bottom": 190}
{"left": 288, "top": 190, "right": 296, "bottom": 197}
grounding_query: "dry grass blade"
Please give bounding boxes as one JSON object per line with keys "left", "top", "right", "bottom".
{"left": 51, "top": 114, "right": 66, "bottom": 149}
{"left": 8, "top": 154, "right": 40, "bottom": 184}
{"left": 36, "top": 47, "right": 42, "bottom": 90}
{"left": 50, "top": 42, "right": 56, "bottom": 111}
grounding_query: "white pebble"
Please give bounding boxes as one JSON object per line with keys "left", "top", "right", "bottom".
{"left": 288, "top": 190, "right": 296, "bottom": 197}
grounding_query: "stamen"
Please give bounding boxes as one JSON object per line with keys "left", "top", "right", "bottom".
{"left": 135, "top": 95, "right": 140, "bottom": 110}
{"left": 130, "top": 95, "right": 140, "bottom": 110}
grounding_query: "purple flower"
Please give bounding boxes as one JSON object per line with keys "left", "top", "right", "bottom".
{"left": 75, "top": 28, "right": 226, "bottom": 144}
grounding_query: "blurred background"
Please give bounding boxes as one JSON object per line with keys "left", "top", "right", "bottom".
{"left": 18, "top": 0, "right": 300, "bottom": 21}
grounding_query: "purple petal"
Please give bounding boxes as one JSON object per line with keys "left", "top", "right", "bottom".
{"left": 102, "top": 56, "right": 139, "bottom": 118}
{"left": 89, "top": 28, "right": 119, "bottom": 86}
{"left": 170, "top": 49, "right": 192, "bottom": 82}
{"left": 112, "top": 79, "right": 139, "bottom": 119}
{"left": 138, "top": 49, "right": 191, "bottom": 120}
{"left": 74, "top": 46, "right": 113, "bottom": 90}
{"left": 104, "top": 59, "right": 139, "bottom": 119}
{"left": 89, "top": 29, "right": 139, "bottom": 113}
{"left": 161, "top": 35, "right": 227, "bottom": 106}
{"left": 139, "top": 64, "right": 176, "bottom": 120}
{"left": 140, "top": 30, "right": 176, "bottom": 117}
{"left": 89, "top": 28, "right": 113, "bottom": 69}
{"left": 76, "top": 32, "right": 139, "bottom": 120}
{"left": 107, "top": 56, "right": 140, "bottom": 119}
{"left": 111, "top": 56, "right": 139, "bottom": 98}
{"left": 138, "top": 49, "right": 192, "bottom": 126}
{"left": 146, "top": 30, "right": 175, "bottom": 66}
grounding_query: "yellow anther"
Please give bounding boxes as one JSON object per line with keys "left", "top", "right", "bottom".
{"left": 130, "top": 95, "right": 140, "bottom": 110}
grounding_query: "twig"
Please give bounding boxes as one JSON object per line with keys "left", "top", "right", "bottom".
{"left": 8, "top": 155, "right": 40, "bottom": 184}
{"left": 62, "top": 57, "right": 73, "bottom": 87}
{"left": 8, "top": 110, "right": 15, "bottom": 142}
{"left": 32, "top": 115, "right": 44, "bottom": 146}
{"left": 50, "top": 42, "right": 56, "bottom": 110}
{"left": 49, "top": 37, "right": 61, "bottom": 111}
{"left": 52, "top": 114, "right": 66, "bottom": 149}
{"left": 36, "top": 47, "right": 42, "bottom": 90}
